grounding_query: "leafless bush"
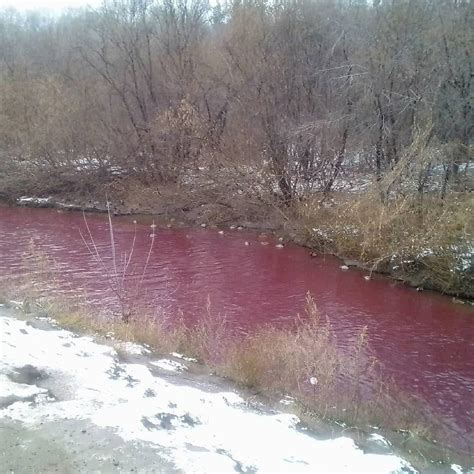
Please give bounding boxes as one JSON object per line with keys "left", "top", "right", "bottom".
{"left": 80, "top": 204, "right": 157, "bottom": 322}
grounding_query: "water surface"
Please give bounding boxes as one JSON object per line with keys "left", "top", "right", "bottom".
{"left": 0, "top": 205, "right": 472, "bottom": 453}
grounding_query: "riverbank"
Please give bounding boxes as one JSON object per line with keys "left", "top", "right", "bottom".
{"left": 2, "top": 304, "right": 423, "bottom": 473}
{"left": 6, "top": 180, "right": 474, "bottom": 300}
{"left": 0, "top": 290, "right": 472, "bottom": 472}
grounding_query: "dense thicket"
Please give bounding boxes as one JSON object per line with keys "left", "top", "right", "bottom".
{"left": 0, "top": 0, "right": 471, "bottom": 200}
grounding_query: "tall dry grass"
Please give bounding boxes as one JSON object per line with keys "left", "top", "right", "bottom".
{"left": 297, "top": 192, "right": 473, "bottom": 296}
{"left": 219, "top": 295, "right": 407, "bottom": 429}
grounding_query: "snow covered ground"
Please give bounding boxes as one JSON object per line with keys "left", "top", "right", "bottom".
{"left": 0, "top": 306, "right": 419, "bottom": 473}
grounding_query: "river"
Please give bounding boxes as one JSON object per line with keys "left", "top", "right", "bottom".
{"left": 0, "top": 205, "right": 472, "bottom": 455}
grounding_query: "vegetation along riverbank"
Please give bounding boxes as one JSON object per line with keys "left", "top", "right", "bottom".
{"left": 0, "top": 285, "right": 472, "bottom": 472}
{"left": 0, "top": 0, "right": 472, "bottom": 297}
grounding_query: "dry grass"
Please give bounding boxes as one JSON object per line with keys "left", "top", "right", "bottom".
{"left": 297, "top": 192, "right": 473, "bottom": 296}
{"left": 217, "top": 295, "right": 430, "bottom": 433}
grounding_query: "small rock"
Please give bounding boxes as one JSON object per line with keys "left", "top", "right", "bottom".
{"left": 244, "top": 241, "right": 250, "bottom": 246}
{"left": 218, "top": 230, "right": 224, "bottom": 235}
{"left": 364, "top": 275, "right": 371, "bottom": 281}
{"left": 200, "top": 223, "right": 207, "bottom": 228}
{"left": 340, "top": 265, "right": 349, "bottom": 271}
{"left": 275, "top": 244, "right": 284, "bottom": 249}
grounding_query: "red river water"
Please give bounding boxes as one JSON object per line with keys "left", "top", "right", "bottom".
{"left": 0, "top": 205, "right": 472, "bottom": 454}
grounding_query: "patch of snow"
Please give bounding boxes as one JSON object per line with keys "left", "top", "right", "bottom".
{"left": 56, "top": 201, "right": 80, "bottom": 209}
{"left": 171, "top": 352, "right": 197, "bottom": 363}
{"left": 35, "top": 315, "right": 55, "bottom": 323}
{"left": 8, "top": 300, "right": 24, "bottom": 308}
{"left": 368, "top": 433, "right": 392, "bottom": 448}
{"left": 451, "top": 464, "right": 463, "bottom": 474}
{"left": 115, "top": 341, "right": 151, "bottom": 356}
{"left": 17, "top": 196, "right": 52, "bottom": 205}
{"left": 416, "top": 249, "right": 434, "bottom": 259}
{"left": 312, "top": 227, "right": 330, "bottom": 240}
{"left": 150, "top": 359, "right": 187, "bottom": 372}
{"left": 0, "top": 315, "right": 416, "bottom": 473}
{"left": 452, "top": 243, "right": 474, "bottom": 272}
{"left": 0, "top": 374, "right": 47, "bottom": 399}
{"left": 279, "top": 396, "right": 296, "bottom": 406}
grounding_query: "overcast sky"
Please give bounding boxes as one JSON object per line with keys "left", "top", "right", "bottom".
{"left": 0, "top": 0, "right": 101, "bottom": 12}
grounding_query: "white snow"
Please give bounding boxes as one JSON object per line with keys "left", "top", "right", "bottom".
{"left": 0, "top": 374, "right": 47, "bottom": 399}
{"left": 150, "top": 359, "right": 187, "bottom": 372}
{"left": 0, "top": 314, "right": 416, "bottom": 473}
{"left": 8, "top": 300, "right": 24, "bottom": 308}
{"left": 170, "top": 352, "right": 197, "bottom": 363}
{"left": 279, "top": 395, "right": 296, "bottom": 406}
{"left": 17, "top": 196, "right": 52, "bottom": 205}
{"left": 115, "top": 341, "right": 151, "bottom": 356}
{"left": 368, "top": 433, "right": 392, "bottom": 448}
